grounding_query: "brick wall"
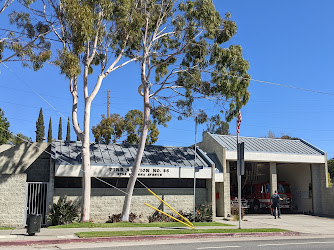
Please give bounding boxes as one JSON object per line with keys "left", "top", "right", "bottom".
{"left": 0, "top": 174, "right": 26, "bottom": 227}
{"left": 54, "top": 188, "right": 208, "bottom": 223}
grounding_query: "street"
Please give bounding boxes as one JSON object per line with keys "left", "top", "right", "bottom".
{"left": 6, "top": 237, "right": 334, "bottom": 250}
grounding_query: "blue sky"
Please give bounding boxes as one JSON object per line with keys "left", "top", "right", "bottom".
{"left": 1, "top": 1, "right": 334, "bottom": 158}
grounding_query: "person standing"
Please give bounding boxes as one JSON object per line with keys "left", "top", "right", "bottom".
{"left": 271, "top": 190, "right": 283, "bottom": 219}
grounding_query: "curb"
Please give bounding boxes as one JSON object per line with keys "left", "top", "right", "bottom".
{"left": 0, "top": 232, "right": 300, "bottom": 247}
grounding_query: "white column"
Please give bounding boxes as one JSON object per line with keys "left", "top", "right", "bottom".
{"left": 270, "top": 162, "right": 277, "bottom": 195}
{"left": 223, "top": 148, "right": 231, "bottom": 217}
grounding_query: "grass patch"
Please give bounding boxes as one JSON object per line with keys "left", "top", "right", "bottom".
{"left": 48, "top": 221, "right": 231, "bottom": 229}
{"left": 75, "top": 228, "right": 288, "bottom": 238}
{"left": 0, "top": 227, "right": 14, "bottom": 230}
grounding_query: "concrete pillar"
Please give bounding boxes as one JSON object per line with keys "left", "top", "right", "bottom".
{"left": 216, "top": 183, "right": 224, "bottom": 216}
{"left": 47, "top": 157, "right": 55, "bottom": 226}
{"left": 223, "top": 148, "right": 231, "bottom": 217}
{"left": 211, "top": 163, "right": 216, "bottom": 221}
{"left": 311, "top": 164, "right": 323, "bottom": 215}
{"left": 270, "top": 162, "right": 277, "bottom": 195}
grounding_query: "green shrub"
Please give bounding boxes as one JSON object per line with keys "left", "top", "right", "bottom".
{"left": 192, "top": 204, "right": 212, "bottom": 222}
{"left": 48, "top": 196, "right": 79, "bottom": 225}
{"left": 148, "top": 204, "right": 212, "bottom": 223}
{"left": 148, "top": 212, "right": 176, "bottom": 223}
{"left": 230, "top": 203, "right": 245, "bottom": 220}
{"left": 106, "top": 213, "right": 137, "bottom": 223}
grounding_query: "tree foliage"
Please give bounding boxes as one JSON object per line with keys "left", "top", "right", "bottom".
{"left": 205, "top": 114, "right": 229, "bottom": 135}
{"left": 0, "top": 108, "right": 10, "bottom": 144}
{"left": 0, "top": 1, "right": 51, "bottom": 70}
{"left": 124, "top": 110, "right": 159, "bottom": 145}
{"left": 10, "top": 132, "right": 32, "bottom": 145}
{"left": 35, "top": 108, "right": 44, "bottom": 142}
{"left": 92, "top": 110, "right": 159, "bottom": 145}
{"left": 328, "top": 159, "right": 334, "bottom": 181}
{"left": 92, "top": 114, "right": 124, "bottom": 144}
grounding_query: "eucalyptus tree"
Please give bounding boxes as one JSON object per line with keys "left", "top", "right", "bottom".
{"left": 120, "top": 0, "right": 250, "bottom": 221}
{"left": 0, "top": 0, "right": 51, "bottom": 69}
{"left": 41, "top": 0, "right": 140, "bottom": 221}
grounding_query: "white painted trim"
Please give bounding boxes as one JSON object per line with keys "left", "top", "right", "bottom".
{"left": 225, "top": 151, "right": 325, "bottom": 164}
{"left": 55, "top": 164, "right": 215, "bottom": 179}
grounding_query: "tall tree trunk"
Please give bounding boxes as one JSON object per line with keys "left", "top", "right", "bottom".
{"left": 121, "top": 84, "right": 150, "bottom": 221}
{"left": 80, "top": 99, "right": 92, "bottom": 221}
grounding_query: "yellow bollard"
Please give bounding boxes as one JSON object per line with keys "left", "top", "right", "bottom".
{"left": 144, "top": 203, "right": 195, "bottom": 229}
{"left": 147, "top": 188, "right": 193, "bottom": 226}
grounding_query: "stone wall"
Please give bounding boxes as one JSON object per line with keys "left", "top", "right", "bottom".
{"left": 198, "top": 132, "right": 231, "bottom": 217}
{"left": 0, "top": 174, "right": 26, "bottom": 227}
{"left": 312, "top": 163, "right": 334, "bottom": 216}
{"left": 54, "top": 188, "right": 208, "bottom": 223}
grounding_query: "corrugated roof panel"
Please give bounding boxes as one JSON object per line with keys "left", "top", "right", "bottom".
{"left": 52, "top": 141, "right": 211, "bottom": 168}
{"left": 210, "top": 134, "right": 324, "bottom": 155}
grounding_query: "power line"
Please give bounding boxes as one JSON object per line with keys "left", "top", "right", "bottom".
{"left": 0, "top": 126, "right": 128, "bottom": 195}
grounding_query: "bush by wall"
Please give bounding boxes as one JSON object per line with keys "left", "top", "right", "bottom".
{"left": 48, "top": 196, "right": 79, "bottom": 225}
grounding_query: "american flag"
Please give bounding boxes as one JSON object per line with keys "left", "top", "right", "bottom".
{"left": 237, "top": 111, "right": 242, "bottom": 134}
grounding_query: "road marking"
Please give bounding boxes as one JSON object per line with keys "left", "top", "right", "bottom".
{"left": 258, "top": 241, "right": 334, "bottom": 247}
{"left": 197, "top": 246, "right": 240, "bottom": 249}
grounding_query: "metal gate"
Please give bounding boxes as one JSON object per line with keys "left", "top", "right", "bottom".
{"left": 25, "top": 182, "right": 49, "bottom": 226}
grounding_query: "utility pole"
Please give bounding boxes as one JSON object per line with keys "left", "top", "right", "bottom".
{"left": 107, "top": 89, "right": 110, "bottom": 118}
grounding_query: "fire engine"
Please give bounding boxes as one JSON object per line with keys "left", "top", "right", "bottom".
{"left": 244, "top": 182, "right": 292, "bottom": 211}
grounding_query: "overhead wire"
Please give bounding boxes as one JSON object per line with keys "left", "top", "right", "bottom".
{"left": 0, "top": 125, "right": 128, "bottom": 195}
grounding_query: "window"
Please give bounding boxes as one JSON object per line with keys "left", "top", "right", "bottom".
{"left": 55, "top": 177, "right": 207, "bottom": 189}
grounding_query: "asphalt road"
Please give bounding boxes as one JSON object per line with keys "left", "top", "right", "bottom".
{"left": 7, "top": 237, "right": 334, "bottom": 250}
{"left": 77, "top": 238, "right": 334, "bottom": 250}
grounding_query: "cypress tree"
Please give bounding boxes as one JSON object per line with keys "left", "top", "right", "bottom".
{"left": 47, "top": 117, "right": 52, "bottom": 142}
{"left": 58, "top": 117, "right": 62, "bottom": 140}
{"left": 35, "top": 108, "right": 45, "bottom": 142}
{"left": 66, "top": 117, "right": 70, "bottom": 141}
{"left": 0, "top": 108, "right": 10, "bottom": 145}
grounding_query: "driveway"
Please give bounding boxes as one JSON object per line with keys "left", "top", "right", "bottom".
{"left": 217, "top": 214, "right": 334, "bottom": 236}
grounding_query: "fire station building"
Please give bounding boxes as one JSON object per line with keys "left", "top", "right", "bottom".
{"left": 0, "top": 133, "right": 333, "bottom": 227}
{"left": 198, "top": 132, "right": 333, "bottom": 218}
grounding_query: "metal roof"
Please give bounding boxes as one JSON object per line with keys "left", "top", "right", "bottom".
{"left": 209, "top": 133, "right": 325, "bottom": 155}
{"left": 52, "top": 141, "right": 211, "bottom": 167}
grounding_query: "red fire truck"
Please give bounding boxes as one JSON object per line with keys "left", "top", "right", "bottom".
{"left": 244, "top": 182, "right": 292, "bottom": 211}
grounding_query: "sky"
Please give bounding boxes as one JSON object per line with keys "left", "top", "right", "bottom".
{"left": 1, "top": 1, "right": 334, "bottom": 158}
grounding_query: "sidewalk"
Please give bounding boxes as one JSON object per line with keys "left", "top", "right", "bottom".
{"left": 1, "top": 214, "right": 333, "bottom": 247}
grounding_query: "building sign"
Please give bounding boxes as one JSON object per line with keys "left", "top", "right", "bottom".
{"left": 98, "top": 166, "right": 180, "bottom": 178}
{"left": 55, "top": 164, "right": 214, "bottom": 179}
